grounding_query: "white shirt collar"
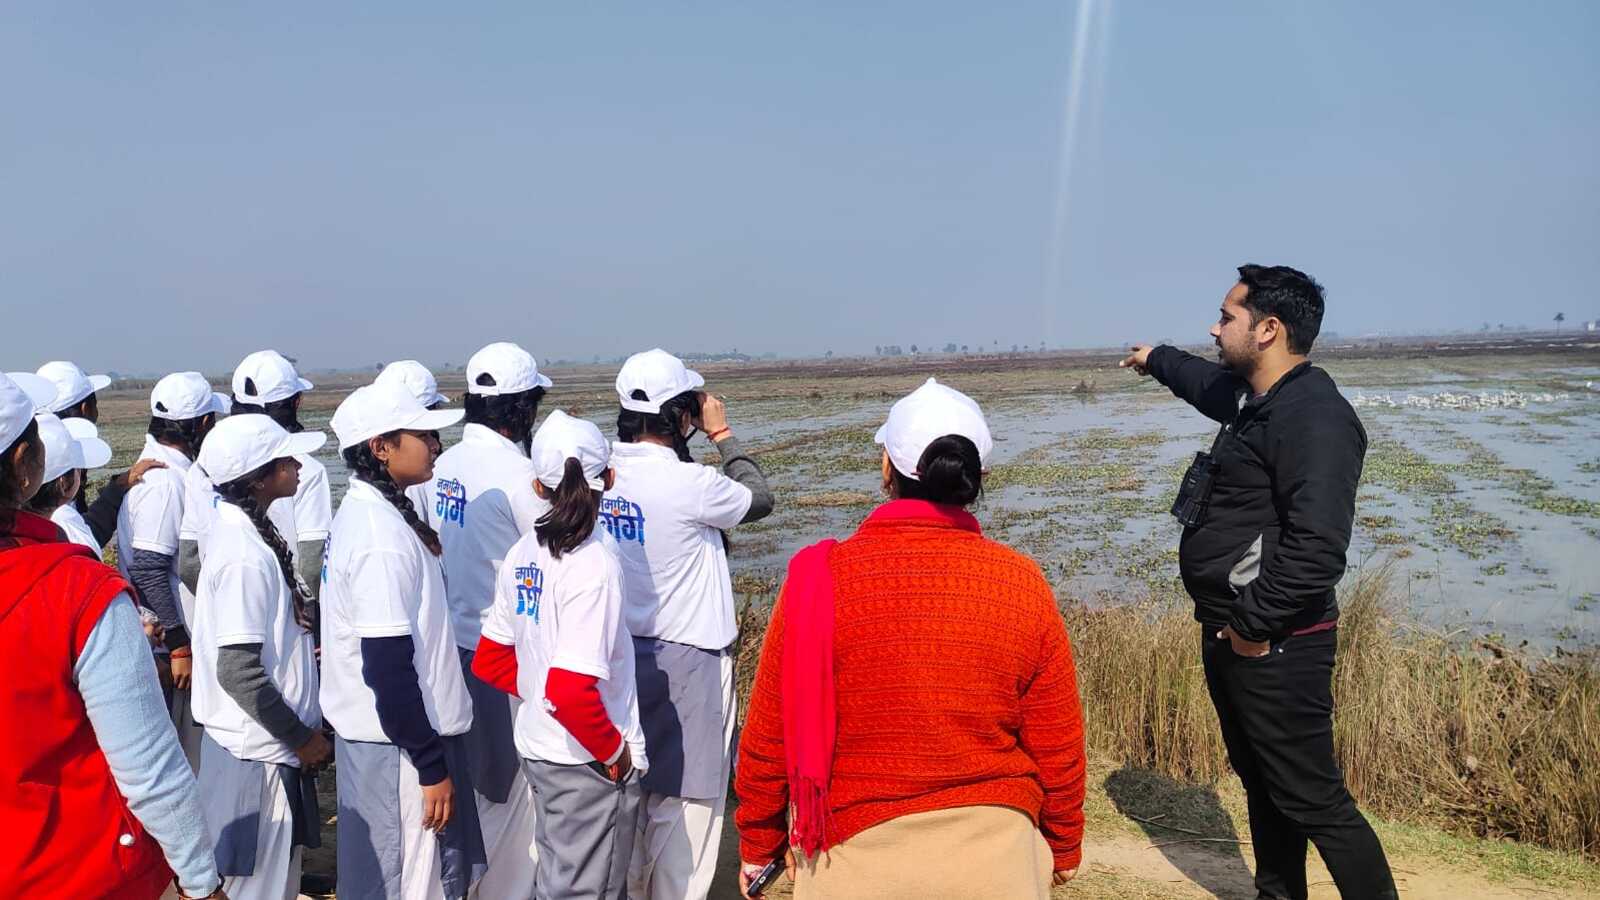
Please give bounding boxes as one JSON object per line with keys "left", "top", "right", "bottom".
{"left": 462, "top": 423, "right": 528, "bottom": 457}
{"left": 141, "top": 433, "right": 194, "bottom": 471}
{"left": 610, "top": 440, "right": 679, "bottom": 461}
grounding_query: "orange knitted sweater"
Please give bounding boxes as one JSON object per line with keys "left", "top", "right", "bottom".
{"left": 734, "top": 501, "right": 1087, "bottom": 871}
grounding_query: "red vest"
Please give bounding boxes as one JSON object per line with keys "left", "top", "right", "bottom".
{"left": 0, "top": 512, "right": 173, "bottom": 899}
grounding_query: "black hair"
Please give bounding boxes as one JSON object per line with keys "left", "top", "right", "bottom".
{"left": 146, "top": 412, "right": 216, "bottom": 461}
{"left": 0, "top": 420, "right": 44, "bottom": 529}
{"left": 535, "top": 458, "right": 601, "bottom": 560}
{"left": 58, "top": 397, "right": 99, "bottom": 514}
{"left": 215, "top": 462, "right": 314, "bottom": 631}
{"left": 890, "top": 434, "right": 984, "bottom": 507}
{"left": 59, "top": 393, "right": 98, "bottom": 423}
{"left": 616, "top": 389, "right": 702, "bottom": 462}
{"left": 464, "top": 378, "right": 545, "bottom": 453}
{"left": 1236, "top": 264, "right": 1325, "bottom": 355}
{"left": 341, "top": 435, "right": 443, "bottom": 556}
{"left": 232, "top": 386, "right": 304, "bottom": 433}
{"left": 25, "top": 471, "right": 77, "bottom": 515}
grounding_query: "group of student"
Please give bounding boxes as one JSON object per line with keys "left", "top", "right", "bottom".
{"left": 1, "top": 343, "right": 773, "bottom": 900}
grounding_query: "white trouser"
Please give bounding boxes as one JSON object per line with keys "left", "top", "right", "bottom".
{"left": 398, "top": 748, "right": 448, "bottom": 900}
{"left": 469, "top": 762, "right": 539, "bottom": 899}
{"left": 222, "top": 769, "right": 304, "bottom": 900}
{"left": 628, "top": 652, "right": 735, "bottom": 900}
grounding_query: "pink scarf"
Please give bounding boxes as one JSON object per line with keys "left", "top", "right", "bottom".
{"left": 779, "top": 501, "right": 980, "bottom": 856}
{"left": 780, "top": 537, "right": 838, "bottom": 857}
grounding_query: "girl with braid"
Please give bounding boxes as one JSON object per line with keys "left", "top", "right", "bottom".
{"left": 322, "top": 382, "right": 485, "bottom": 900}
{"left": 191, "top": 414, "right": 331, "bottom": 900}
{"left": 116, "top": 371, "right": 231, "bottom": 770}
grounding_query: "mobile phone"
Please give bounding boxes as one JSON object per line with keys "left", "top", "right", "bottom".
{"left": 747, "top": 857, "right": 784, "bottom": 896}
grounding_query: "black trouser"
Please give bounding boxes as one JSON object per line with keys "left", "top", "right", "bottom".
{"left": 1201, "top": 626, "right": 1397, "bottom": 900}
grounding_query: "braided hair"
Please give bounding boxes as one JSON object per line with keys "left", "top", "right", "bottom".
{"left": 342, "top": 436, "right": 442, "bottom": 556}
{"left": 147, "top": 413, "right": 215, "bottom": 461}
{"left": 616, "top": 389, "right": 702, "bottom": 462}
{"left": 232, "top": 389, "right": 305, "bottom": 434}
{"left": 464, "top": 379, "right": 545, "bottom": 454}
{"left": 215, "top": 463, "right": 314, "bottom": 631}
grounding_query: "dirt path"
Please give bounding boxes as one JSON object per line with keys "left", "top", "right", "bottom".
{"left": 1075, "top": 832, "right": 1598, "bottom": 899}
{"left": 711, "top": 830, "right": 1598, "bottom": 899}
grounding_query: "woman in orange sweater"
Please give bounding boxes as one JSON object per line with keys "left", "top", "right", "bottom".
{"left": 735, "top": 378, "right": 1086, "bottom": 898}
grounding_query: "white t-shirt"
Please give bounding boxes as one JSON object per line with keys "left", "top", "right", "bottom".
{"left": 191, "top": 501, "right": 320, "bottom": 767}
{"left": 420, "top": 424, "right": 549, "bottom": 650}
{"left": 180, "top": 463, "right": 298, "bottom": 564}
{"left": 605, "top": 441, "right": 753, "bottom": 650}
{"left": 482, "top": 528, "right": 647, "bottom": 769}
{"left": 52, "top": 504, "right": 99, "bottom": 553}
{"left": 320, "top": 478, "right": 473, "bottom": 743}
{"left": 116, "top": 435, "right": 194, "bottom": 625}
{"left": 292, "top": 455, "right": 333, "bottom": 543}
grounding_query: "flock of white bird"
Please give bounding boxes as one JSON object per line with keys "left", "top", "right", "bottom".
{"left": 1349, "top": 389, "right": 1577, "bottom": 410}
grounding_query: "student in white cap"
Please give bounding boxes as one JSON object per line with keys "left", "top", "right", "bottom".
{"left": 191, "top": 414, "right": 331, "bottom": 900}
{"left": 377, "top": 360, "right": 456, "bottom": 515}
{"left": 36, "top": 360, "right": 167, "bottom": 547}
{"left": 322, "top": 382, "right": 486, "bottom": 900}
{"left": 0, "top": 372, "right": 223, "bottom": 900}
{"left": 25, "top": 413, "right": 114, "bottom": 551}
{"left": 473, "top": 411, "right": 647, "bottom": 900}
{"left": 608, "top": 349, "right": 774, "bottom": 900}
{"left": 230, "top": 350, "right": 334, "bottom": 622}
{"left": 116, "top": 371, "right": 231, "bottom": 770}
{"left": 378, "top": 359, "right": 452, "bottom": 410}
{"left": 418, "top": 341, "right": 549, "bottom": 898}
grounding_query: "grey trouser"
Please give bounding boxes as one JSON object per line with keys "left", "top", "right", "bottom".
{"left": 523, "top": 758, "right": 642, "bottom": 900}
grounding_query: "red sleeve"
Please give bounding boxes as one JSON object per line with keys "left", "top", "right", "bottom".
{"left": 471, "top": 636, "right": 521, "bottom": 698}
{"left": 733, "top": 592, "right": 791, "bottom": 863}
{"left": 1019, "top": 599, "right": 1087, "bottom": 872}
{"left": 544, "top": 668, "right": 623, "bottom": 763}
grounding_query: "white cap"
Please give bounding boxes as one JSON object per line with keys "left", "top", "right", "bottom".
{"left": 35, "top": 361, "right": 113, "bottom": 413}
{"left": 376, "top": 360, "right": 450, "bottom": 407}
{"left": 150, "top": 372, "right": 232, "bottom": 421}
{"left": 36, "top": 414, "right": 114, "bottom": 483}
{"left": 531, "top": 410, "right": 610, "bottom": 492}
{"left": 466, "top": 342, "right": 552, "bottom": 396}
{"left": 233, "top": 350, "right": 314, "bottom": 405}
{"left": 615, "top": 349, "right": 704, "bottom": 414}
{"left": 331, "top": 382, "right": 465, "bottom": 450}
{"left": 197, "top": 414, "right": 327, "bottom": 487}
{"left": 873, "top": 378, "right": 994, "bottom": 481}
{"left": 1, "top": 372, "right": 63, "bottom": 452}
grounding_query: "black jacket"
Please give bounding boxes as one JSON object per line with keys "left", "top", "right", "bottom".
{"left": 1148, "top": 346, "right": 1366, "bottom": 641}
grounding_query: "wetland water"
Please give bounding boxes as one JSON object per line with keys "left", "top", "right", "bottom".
{"left": 92, "top": 351, "right": 1600, "bottom": 648}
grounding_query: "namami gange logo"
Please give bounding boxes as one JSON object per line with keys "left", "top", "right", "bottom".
{"left": 514, "top": 563, "right": 544, "bottom": 622}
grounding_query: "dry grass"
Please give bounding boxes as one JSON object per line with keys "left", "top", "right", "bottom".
{"left": 733, "top": 566, "right": 1600, "bottom": 859}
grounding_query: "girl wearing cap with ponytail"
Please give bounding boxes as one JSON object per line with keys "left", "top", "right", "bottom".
{"left": 0, "top": 373, "right": 224, "bottom": 900}
{"left": 473, "top": 410, "right": 648, "bottom": 900}
{"left": 230, "top": 351, "right": 333, "bottom": 624}
{"left": 735, "top": 379, "right": 1086, "bottom": 898}
{"left": 117, "top": 371, "right": 232, "bottom": 770}
{"left": 322, "top": 382, "right": 486, "bottom": 900}
{"left": 191, "top": 414, "right": 331, "bottom": 900}
{"left": 376, "top": 360, "right": 459, "bottom": 516}
{"left": 608, "top": 348, "right": 773, "bottom": 900}
{"left": 418, "top": 341, "right": 549, "bottom": 898}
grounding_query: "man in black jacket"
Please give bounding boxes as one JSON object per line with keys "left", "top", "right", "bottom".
{"left": 1122, "top": 265, "right": 1396, "bottom": 900}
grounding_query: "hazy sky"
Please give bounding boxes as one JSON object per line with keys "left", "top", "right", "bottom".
{"left": 3, "top": 2, "right": 1596, "bottom": 374}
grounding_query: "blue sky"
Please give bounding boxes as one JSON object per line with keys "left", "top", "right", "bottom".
{"left": 2, "top": 2, "right": 1595, "bottom": 373}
